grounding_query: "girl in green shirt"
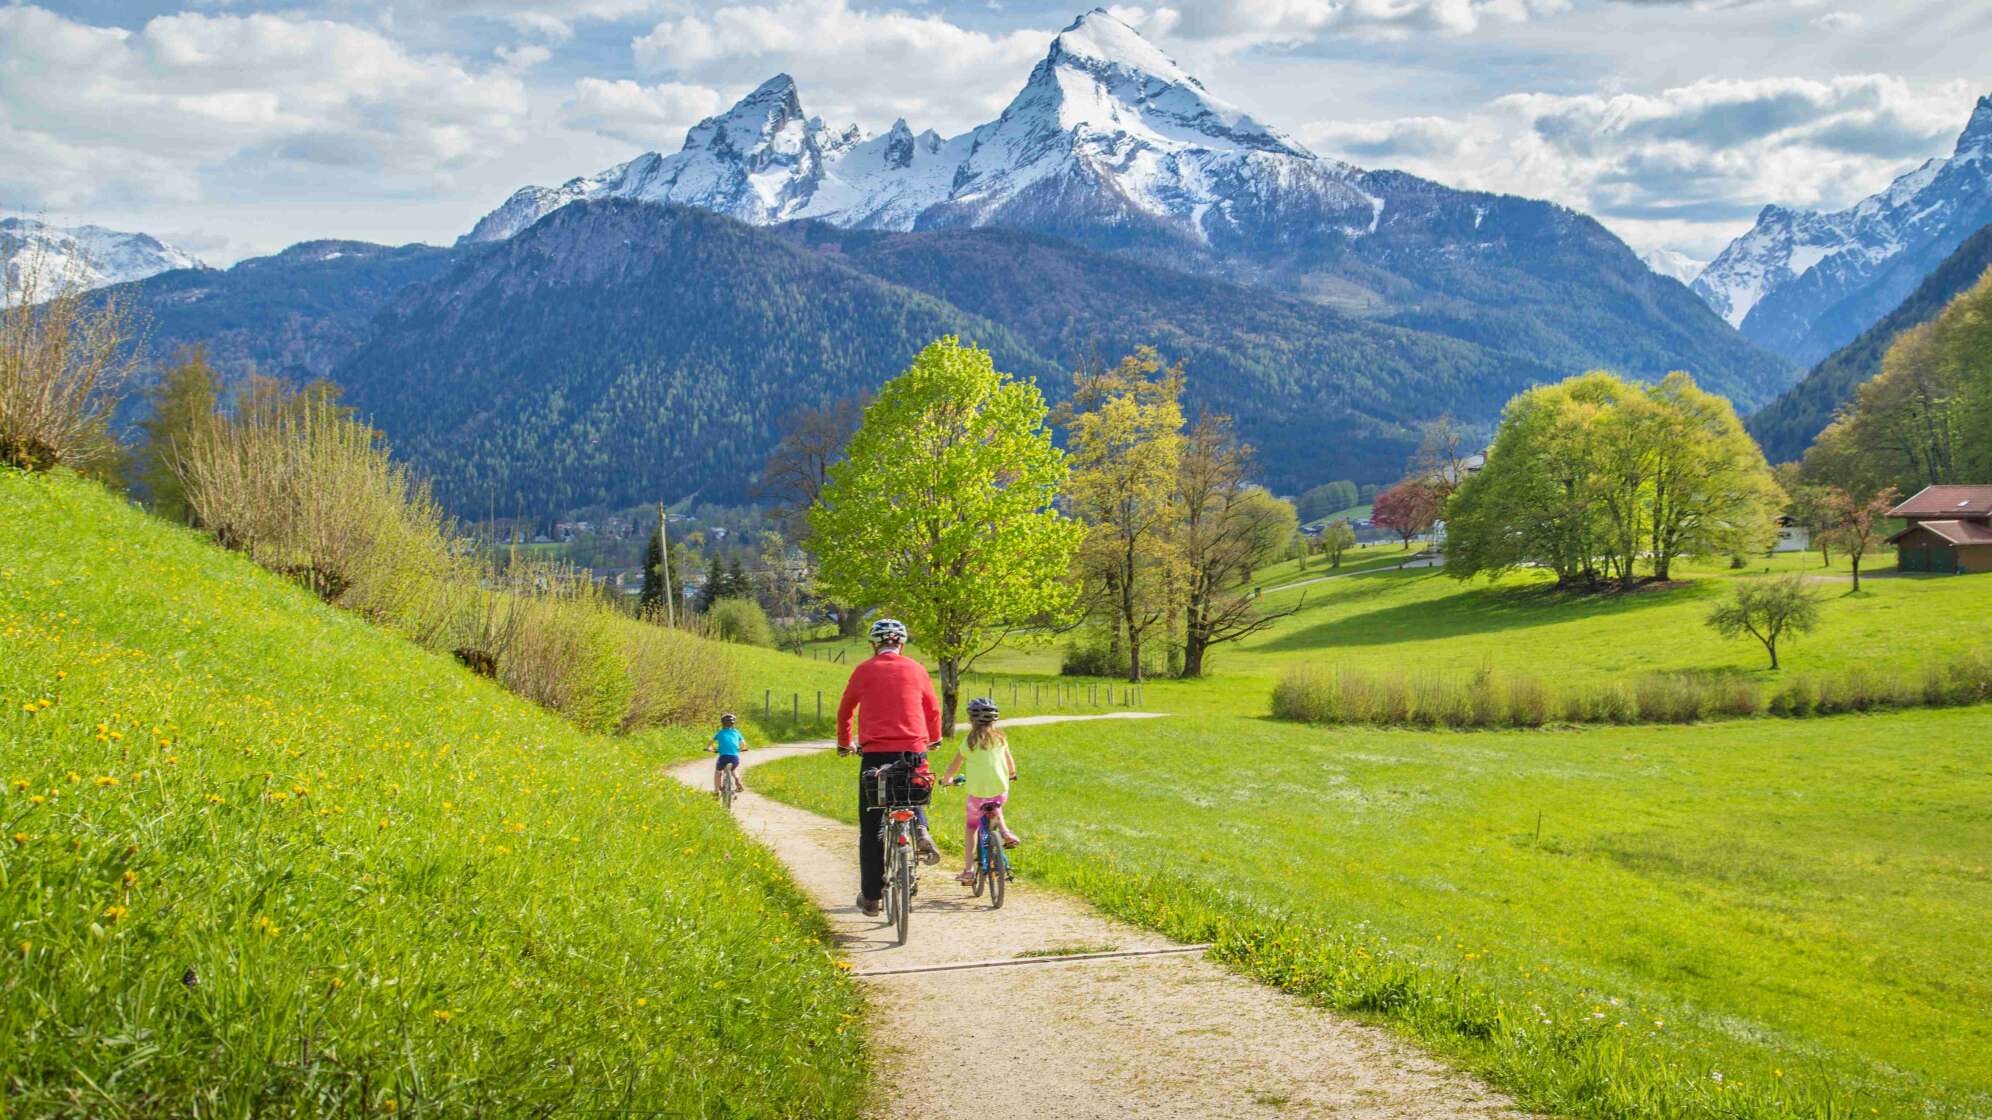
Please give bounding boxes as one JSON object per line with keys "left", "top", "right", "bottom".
{"left": 941, "top": 697, "right": 1020, "bottom": 886}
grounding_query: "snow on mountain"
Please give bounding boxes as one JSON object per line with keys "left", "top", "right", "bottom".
{"left": 1639, "top": 248, "right": 1706, "bottom": 286}
{"left": 1693, "top": 94, "right": 1992, "bottom": 364}
{"left": 462, "top": 9, "right": 1376, "bottom": 248}
{"left": 1, "top": 217, "right": 204, "bottom": 304}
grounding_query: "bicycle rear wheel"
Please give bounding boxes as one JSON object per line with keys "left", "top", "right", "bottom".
{"left": 894, "top": 846, "right": 913, "bottom": 945}
{"left": 720, "top": 770, "right": 735, "bottom": 811}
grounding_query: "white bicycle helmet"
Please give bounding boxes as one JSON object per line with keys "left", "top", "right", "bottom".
{"left": 869, "top": 618, "right": 910, "bottom": 645}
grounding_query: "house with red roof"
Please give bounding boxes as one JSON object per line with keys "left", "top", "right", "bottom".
{"left": 1886, "top": 485, "right": 1992, "bottom": 574}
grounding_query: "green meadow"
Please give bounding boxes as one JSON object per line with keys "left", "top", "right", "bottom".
{"left": 753, "top": 543, "right": 1992, "bottom": 1119}
{"left": 0, "top": 470, "right": 865, "bottom": 1117}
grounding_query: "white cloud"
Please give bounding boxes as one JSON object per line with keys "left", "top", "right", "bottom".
{"left": 1110, "top": 0, "right": 1571, "bottom": 50}
{"left": 1301, "top": 73, "right": 1975, "bottom": 254}
{"left": 1812, "top": 10, "right": 1862, "bottom": 31}
{"left": 630, "top": 0, "right": 1050, "bottom": 133}
{"left": 0, "top": 5, "right": 530, "bottom": 210}
{"left": 561, "top": 78, "right": 724, "bottom": 147}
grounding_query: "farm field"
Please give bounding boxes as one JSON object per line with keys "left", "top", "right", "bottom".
{"left": 0, "top": 470, "right": 865, "bottom": 1117}
{"left": 755, "top": 706, "right": 1992, "bottom": 1119}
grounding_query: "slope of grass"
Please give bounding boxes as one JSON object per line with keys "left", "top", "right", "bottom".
{"left": 0, "top": 469, "right": 864, "bottom": 1117}
{"left": 757, "top": 709, "right": 1992, "bottom": 1120}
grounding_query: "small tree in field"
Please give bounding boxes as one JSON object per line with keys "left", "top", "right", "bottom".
{"left": 1706, "top": 574, "right": 1822, "bottom": 669}
{"left": 1822, "top": 485, "right": 1899, "bottom": 592}
{"left": 1373, "top": 479, "right": 1440, "bottom": 549}
{"left": 1320, "top": 520, "right": 1356, "bottom": 568}
{"left": 812, "top": 338, "right": 1081, "bottom": 732}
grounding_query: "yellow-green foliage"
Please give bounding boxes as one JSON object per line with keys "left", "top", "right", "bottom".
{"left": 0, "top": 469, "right": 864, "bottom": 1116}
{"left": 175, "top": 392, "right": 733, "bottom": 734}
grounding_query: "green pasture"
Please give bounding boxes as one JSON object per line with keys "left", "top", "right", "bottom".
{"left": 756, "top": 709, "right": 1992, "bottom": 1120}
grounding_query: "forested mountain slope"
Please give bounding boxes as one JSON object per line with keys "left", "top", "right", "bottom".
{"left": 1748, "top": 221, "right": 1992, "bottom": 463}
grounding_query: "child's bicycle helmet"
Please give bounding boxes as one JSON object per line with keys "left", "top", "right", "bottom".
{"left": 966, "top": 697, "right": 999, "bottom": 723}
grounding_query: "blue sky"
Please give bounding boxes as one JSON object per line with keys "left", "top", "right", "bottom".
{"left": 4, "top": 0, "right": 1986, "bottom": 263}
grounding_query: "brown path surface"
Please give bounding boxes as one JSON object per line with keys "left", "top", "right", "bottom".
{"left": 674, "top": 715, "right": 1517, "bottom": 1120}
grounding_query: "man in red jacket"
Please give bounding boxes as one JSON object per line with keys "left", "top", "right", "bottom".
{"left": 837, "top": 617, "right": 943, "bottom": 915}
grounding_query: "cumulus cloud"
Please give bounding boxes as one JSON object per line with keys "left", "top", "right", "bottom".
{"left": 1107, "top": 0, "right": 1571, "bottom": 50}
{"left": 1300, "top": 73, "right": 1975, "bottom": 254}
{"left": 0, "top": 5, "right": 529, "bottom": 210}
{"left": 629, "top": 0, "right": 1050, "bottom": 133}
{"left": 561, "top": 78, "right": 724, "bottom": 147}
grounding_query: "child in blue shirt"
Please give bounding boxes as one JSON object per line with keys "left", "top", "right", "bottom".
{"left": 709, "top": 713, "right": 747, "bottom": 796}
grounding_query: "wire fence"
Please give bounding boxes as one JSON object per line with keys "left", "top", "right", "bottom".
{"left": 753, "top": 676, "right": 1148, "bottom": 734}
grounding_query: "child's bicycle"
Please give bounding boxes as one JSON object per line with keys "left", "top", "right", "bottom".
{"left": 866, "top": 759, "right": 929, "bottom": 946}
{"left": 951, "top": 777, "right": 1012, "bottom": 909}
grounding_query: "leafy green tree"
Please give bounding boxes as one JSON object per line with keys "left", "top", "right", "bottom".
{"left": 811, "top": 337, "right": 1080, "bottom": 732}
{"left": 1320, "top": 520, "right": 1357, "bottom": 568}
{"left": 135, "top": 347, "right": 221, "bottom": 523}
{"left": 1706, "top": 574, "right": 1823, "bottom": 669}
{"left": 1060, "top": 346, "right": 1185, "bottom": 682}
{"left": 1296, "top": 480, "right": 1358, "bottom": 521}
{"left": 1643, "top": 372, "right": 1781, "bottom": 580}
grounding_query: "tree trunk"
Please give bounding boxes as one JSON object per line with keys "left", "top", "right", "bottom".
{"left": 937, "top": 657, "right": 960, "bottom": 742}
{"left": 1180, "top": 633, "right": 1206, "bottom": 678}
{"left": 1766, "top": 639, "right": 1779, "bottom": 670}
{"left": 1850, "top": 554, "right": 1862, "bottom": 593}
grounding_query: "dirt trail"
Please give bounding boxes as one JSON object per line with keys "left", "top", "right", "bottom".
{"left": 673, "top": 714, "right": 1515, "bottom": 1120}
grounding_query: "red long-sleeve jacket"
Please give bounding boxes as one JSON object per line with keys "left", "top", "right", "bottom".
{"left": 836, "top": 651, "right": 942, "bottom": 753}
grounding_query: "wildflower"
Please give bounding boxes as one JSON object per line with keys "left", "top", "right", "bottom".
{"left": 433, "top": 1009, "right": 453, "bottom": 1023}
{"left": 19, "top": 703, "right": 33, "bottom": 714}
{"left": 382, "top": 1101, "right": 397, "bottom": 1114}
{"left": 56, "top": 670, "right": 67, "bottom": 679}
{"left": 329, "top": 976, "right": 346, "bottom": 991}
{"left": 9, "top": 778, "right": 26, "bottom": 791}
{"left": 10, "top": 832, "right": 26, "bottom": 845}
{"left": 29, "top": 795, "right": 44, "bottom": 805}
{"left": 636, "top": 997, "right": 648, "bottom": 1008}
{"left": 1710, "top": 1071, "right": 1724, "bottom": 1084}
{"left": 103, "top": 904, "right": 128, "bottom": 921}
{"left": 255, "top": 915, "right": 280, "bottom": 937}
{"left": 123, "top": 870, "right": 139, "bottom": 888}
{"left": 93, "top": 775, "right": 118, "bottom": 788}
{"left": 206, "top": 794, "right": 225, "bottom": 805}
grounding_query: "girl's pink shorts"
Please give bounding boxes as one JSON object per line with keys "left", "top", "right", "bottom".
{"left": 965, "top": 794, "right": 1007, "bottom": 829}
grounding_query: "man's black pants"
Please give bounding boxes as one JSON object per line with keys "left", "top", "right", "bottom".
{"left": 857, "top": 750, "right": 927, "bottom": 902}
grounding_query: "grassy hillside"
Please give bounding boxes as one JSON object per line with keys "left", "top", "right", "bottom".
{"left": 758, "top": 708, "right": 1991, "bottom": 1119}
{"left": 0, "top": 469, "right": 864, "bottom": 1116}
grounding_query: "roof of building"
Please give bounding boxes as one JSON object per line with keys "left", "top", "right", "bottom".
{"left": 1887, "top": 484, "right": 1992, "bottom": 519}
{"left": 1887, "top": 519, "right": 1992, "bottom": 546}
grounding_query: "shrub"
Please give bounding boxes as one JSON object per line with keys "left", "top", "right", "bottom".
{"left": 0, "top": 247, "right": 141, "bottom": 473}
{"left": 707, "top": 596, "right": 775, "bottom": 647}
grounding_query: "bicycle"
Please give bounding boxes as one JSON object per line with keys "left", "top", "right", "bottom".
{"left": 865, "top": 759, "right": 929, "bottom": 946}
{"left": 950, "top": 777, "right": 1012, "bottom": 909}
{"left": 717, "top": 761, "right": 740, "bottom": 812}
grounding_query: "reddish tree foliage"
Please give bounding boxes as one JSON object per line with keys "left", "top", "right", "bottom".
{"left": 1373, "top": 479, "right": 1442, "bottom": 549}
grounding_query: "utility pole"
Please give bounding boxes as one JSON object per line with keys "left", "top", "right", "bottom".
{"left": 656, "top": 501, "right": 677, "bottom": 628}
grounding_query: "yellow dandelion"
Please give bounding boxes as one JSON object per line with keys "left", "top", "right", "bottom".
{"left": 123, "top": 870, "right": 139, "bottom": 888}
{"left": 636, "top": 997, "right": 648, "bottom": 1008}
{"left": 93, "top": 775, "right": 118, "bottom": 788}
{"left": 255, "top": 915, "right": 280, "bottom": 937}
{"left": 9, "top": 778, "right": 26, "bottom": 792}
{"left": 432, "top": 1009, "right": 453, "bottom": 1023}
{"left": 329, "top": 976, "right": 346, "bottom": 991}
{"left": 103, "top": 904, "right": 128, "bottom": 921}
{"left": 19, "top": 703, "right": 33, "bottom": 714}
{"left": 10, "top": 832, "right": 26, "bottom": 845}
{"left": 29, "top": 795, "right": 44, "bottom": 805}
{"left": 382, "top": 1101, "right": 397, "bottom": 1114}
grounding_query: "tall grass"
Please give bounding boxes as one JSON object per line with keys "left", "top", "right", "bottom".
{"left": 177, "top": 389, "right": 734, "bottom": 733}
{"left": 1272, "top": 654, "right": 1992, "bottom": 728}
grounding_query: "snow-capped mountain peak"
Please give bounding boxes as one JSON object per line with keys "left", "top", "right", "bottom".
{"left": 1693, "top": 89, "right": 1992, "bottom": 364}
{"left": 462, "top": 10, "right": 1378, "bottom": 251}
{"left": 1638, "top": 247, "right": 1706, "bottom": 286}
{"left": 2, "top": 217, "right": 204, "bottom": 305}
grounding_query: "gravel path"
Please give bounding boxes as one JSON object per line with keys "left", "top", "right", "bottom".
{"left": 673, "top": 715, "right": 1516, "bottom": 1120}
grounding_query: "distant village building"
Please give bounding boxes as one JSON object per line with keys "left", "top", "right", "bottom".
{"left": 1773, "top": 515, "right": 1810, "bottom": 553}
{"left": 1886, "top": 485, "right": 1992, "bottom": 574}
